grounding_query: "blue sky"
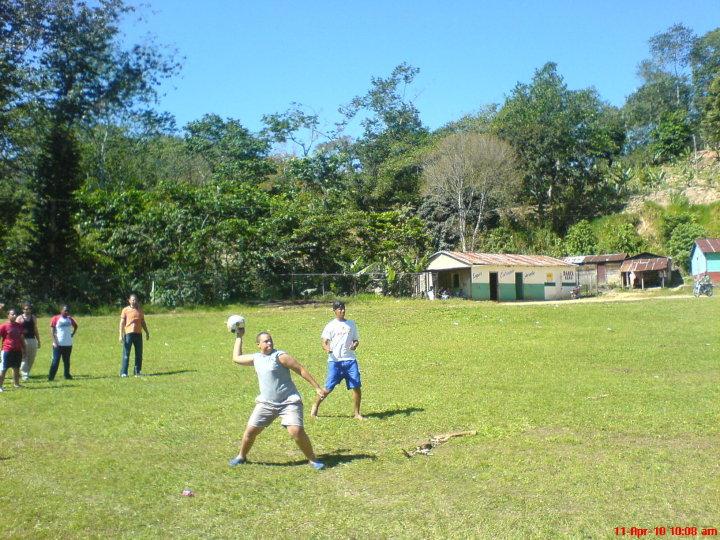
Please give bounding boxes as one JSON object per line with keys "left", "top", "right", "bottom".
{"left": 123, "top": 0, "right": 719, "bottom": 137}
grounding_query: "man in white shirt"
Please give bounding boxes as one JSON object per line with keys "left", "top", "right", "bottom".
{"left": 311, "top": 301, "right": 363, "bottom": 420}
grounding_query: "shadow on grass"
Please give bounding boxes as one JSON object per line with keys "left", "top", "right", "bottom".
{"left": 61, "top": 369, "right": 198, "bottom": 380}
{"left": 144, "top": 369, "right": 197, "bottom": 377}
{"left": 20, "top": 383, "right": 81, "bottom": 391}
{"left": 363, "top": 406, "right": 424, "bottom": 419}
{"left": 250, "top": 449, "right": 376, "bottom": 469}
{"left": 314, "top": 407, "right": 424, "bottom": 420}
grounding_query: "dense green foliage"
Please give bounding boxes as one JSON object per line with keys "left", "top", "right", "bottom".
{"left": 2, "top": 298, "right": 718, "bottom": 537}
{"left": 1, "top": 2, "right": 719, "bottom": 307}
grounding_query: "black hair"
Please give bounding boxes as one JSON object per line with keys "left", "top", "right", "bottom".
{"left": 332, "top": 300, "right": 345, "bottom": 310}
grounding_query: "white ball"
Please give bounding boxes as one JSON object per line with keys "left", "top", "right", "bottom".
{"left": 227, "top": 315, "right": 245, "bottom": 333}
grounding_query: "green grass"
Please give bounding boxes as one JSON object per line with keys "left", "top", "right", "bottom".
{"left": 2, "top": 297, "right": 718, "bottom": 538}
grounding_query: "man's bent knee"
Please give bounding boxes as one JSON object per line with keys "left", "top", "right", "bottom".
{"left": 285, "top": 425, "right": 305, "bottom": 438}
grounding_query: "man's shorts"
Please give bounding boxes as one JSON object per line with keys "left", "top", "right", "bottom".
{"left": 1, "top": 350, "right": 22, "bottom": 370}
{"left": 248, "top": 400, "right": 304, "bottom": 428}
{"left": 325, "top": 359, "right": 361, "bottom": 391}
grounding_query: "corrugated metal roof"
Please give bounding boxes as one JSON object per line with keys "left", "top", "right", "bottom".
{"left": 563, "top": 256, "right": 587, "bottom": 264}
{"left": 695, "top": 238, "right": 720, "bottom": 253}
{"left": 619, "top": 257, "right": 670, "bottom": 272}
{"left": 583, "top": 253, "right": 627, "bottom": 263}
{"left": 433, "top": 251, "right": 574, "bottom": 267}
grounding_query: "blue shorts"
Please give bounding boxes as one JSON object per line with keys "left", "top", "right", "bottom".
{"left": 325, "top": 358, "right": 361, "bottom": 391}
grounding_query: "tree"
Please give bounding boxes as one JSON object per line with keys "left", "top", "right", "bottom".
{"left": 2, "top": 0, "right": 180, "bottom": 300}
{"left": 422, "top": 132, "right": 518, "bottom": 251}
{"left": 691, "top": 28, "right": 720, "bottom": 112}
{"left": 261, "top": 103, "right": 329, "bottom": 157}
{"left": 494, "top": 63, "right": 625, "bottom": 232}
{"left": 623, "top": 24, "right": 695, "bottom": 153}
{"left": 701, "top": 75, "right": 720, "bottom": 153}
{"left": 340, "top": 63, "right": 430, "bottom": 208}
{"left": 650, "top": 109, "right": 692, "bottom": 163}
{"left": 184, "top": 114, "right": 273, "bottom": 183}
{"left": 649, "top": 23, "right": 695, "bottom": 107}
{"left": 564, "top": 220, "right": 597, "bottom": 255}
{"left": 667, "top": 221, "right": 707, "bottom": 272}
{"left": 597, "top": 222, "right": 643, "bottom": 254}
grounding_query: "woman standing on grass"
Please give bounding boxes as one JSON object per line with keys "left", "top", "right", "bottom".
{"left": 17, "top": 302, "right": 40, "bottom": 381}
{"left": 48, "top": 305, "right": 77, "bottom": 381}
{"left": 0, "top": 308, "right": 26, "bottom": 391}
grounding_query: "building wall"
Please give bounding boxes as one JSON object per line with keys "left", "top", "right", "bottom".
{"left": 707, "top": 253, "right": 720, "bottom": 272}
{"left": 470, "top": 265, "right": 576, "bottom": 301}
{"left": 605, "top": 262, "right": 623, "bottom": 285}
{"left": 691, "top": 248, "right": 707, "bottom": 276}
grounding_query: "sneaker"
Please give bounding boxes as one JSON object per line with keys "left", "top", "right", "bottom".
{"left": 228, "top": 456, "right": 247, "bottom": 467}
{"left": 64, "top": 375, "right": 73, "bottom": 380}
{"left": 120, "top": 373, "right": 128, "bottom": 378}
{"left": 13, "top": 384, "right": 22, "bottom": 388}
{"left": 21, "top": 376, "right": 29, "bottom": 382}
{"left": 309, "top": 461, "right": 325, "bottom": 470}
{"left": 0, "top": 387, "right": 4, "bottom": 392}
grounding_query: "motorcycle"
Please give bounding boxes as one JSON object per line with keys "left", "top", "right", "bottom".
{"left": 570, "top": 286, "right": 580, "bottom": 300}
{"left": 693, "top": 276, "right": 714, "bottom": 297}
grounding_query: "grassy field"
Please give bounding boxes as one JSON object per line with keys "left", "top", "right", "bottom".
{"left": 1, "top": 296, "right": 718, "bottom": 539}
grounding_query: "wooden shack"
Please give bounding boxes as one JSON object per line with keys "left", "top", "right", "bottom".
{"left": 690, "top": 238, "right": 720, "bottom": 283}
{"left": 620, "top": 253, "right": 673, "bottom": 289}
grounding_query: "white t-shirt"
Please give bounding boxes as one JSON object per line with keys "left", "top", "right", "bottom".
{"left": 52, "top": 315, "right": 76, "bottom": 347}
{"left": 321, "top": 319, "right": 359, "bottom": 361}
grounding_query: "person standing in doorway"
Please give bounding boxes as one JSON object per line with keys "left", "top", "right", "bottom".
{"left": 17, "top": 302, "right": 40, "bottom": 381}
{"left": 48, "top": 305, "right": 77, "bottom": 381}
{"left": 119, "top": 293, "right": 150, "bottom": 377}
{"left": 311, "top": 300, "right": 364, "bottom": 420}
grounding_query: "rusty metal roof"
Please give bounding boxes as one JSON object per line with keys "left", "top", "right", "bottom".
{"left": 695, "top": 238, "right": 720, "bottom": 253}
{"left": 434, "top": 251, "right": 574, "bottom": 267}
{"left": 583, "top": 253, "right": 627, "bottom": 263}
{"left": 619, "top": 257, "right": 671, "bottom": 272}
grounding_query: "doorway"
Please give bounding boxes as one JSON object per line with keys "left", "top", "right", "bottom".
{"left": 489, "top": 272, "right": 498, "bottom": 301}
{"left": 515, "top": 272, "right": 524, "bottom": 300}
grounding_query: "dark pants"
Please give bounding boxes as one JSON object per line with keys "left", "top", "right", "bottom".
{"left": 49, "top": 345, "right": 72, "bottom": 380}
{"left": 121, "top": 333, "right": 143, "bottom": 375}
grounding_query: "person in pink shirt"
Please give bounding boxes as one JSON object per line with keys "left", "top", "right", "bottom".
{"left": 0, "top": 308, "right": 27, "bottom": 391}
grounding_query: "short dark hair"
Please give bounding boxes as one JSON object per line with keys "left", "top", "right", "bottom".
{"left": 256, "top": 331, "right": 271, "bottom": 343}
{"left": 332, "top": 300, "right": 345, "bottom": 310}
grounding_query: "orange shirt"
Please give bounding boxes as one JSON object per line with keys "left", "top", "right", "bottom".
{"left": 121, "top": 306, "right": 145, "bottom": 334}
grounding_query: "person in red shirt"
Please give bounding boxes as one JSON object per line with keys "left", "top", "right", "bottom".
{"left": 0, "top": 308, "right": 26, "bottom": 391}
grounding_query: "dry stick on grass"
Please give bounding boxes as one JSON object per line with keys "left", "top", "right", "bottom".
{"left": 402, "top": 430, "right": 477, "bottom": 458}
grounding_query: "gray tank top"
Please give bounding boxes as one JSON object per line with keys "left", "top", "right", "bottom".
{"left": 252, "top": 349, "right": 301, "bottom": 405}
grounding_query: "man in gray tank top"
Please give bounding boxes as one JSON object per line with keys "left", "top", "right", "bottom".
{"left": 228, "top": 327, "right": 328, "bottom": 470}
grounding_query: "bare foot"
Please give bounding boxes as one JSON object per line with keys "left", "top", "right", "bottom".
{"left": 353, "top": 414, "right": 365, "bottom": 420}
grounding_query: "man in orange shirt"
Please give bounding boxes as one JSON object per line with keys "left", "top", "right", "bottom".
{"left": 119, "top": 293, "right": 150, "bottom": 377}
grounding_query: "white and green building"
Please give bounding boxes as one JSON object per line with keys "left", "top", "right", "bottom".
{"left": 425, "top": 251, "right": 578, "bottom": 301}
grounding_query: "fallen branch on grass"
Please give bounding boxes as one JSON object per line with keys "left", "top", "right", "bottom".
{"left": 402, "top": 430, "right": 477, "bottom": 458}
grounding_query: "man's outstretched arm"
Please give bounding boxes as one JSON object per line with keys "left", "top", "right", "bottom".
{"left": 232, "top": 327, "right": 254, "bottom": 366}
{"left": 279, "top": 353, "right": 327, "bottom": 398}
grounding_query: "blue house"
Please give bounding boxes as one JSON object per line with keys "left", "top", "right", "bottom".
{"left": 690, "top": 238, "right": 720, "bottom": 283}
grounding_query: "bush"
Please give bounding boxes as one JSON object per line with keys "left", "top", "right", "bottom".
{"left": 666, "top": 222, "right": 707, "bottom": 272}
{"left": 564, "top": 220, "right": 597, "bottom": 255}
{"left": 597, "top": 221, "right": 643, "bottom": 254}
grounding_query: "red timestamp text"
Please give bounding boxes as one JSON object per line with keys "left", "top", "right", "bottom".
{"left": 614, "top": 526, "right": 718, "bottom": 537}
